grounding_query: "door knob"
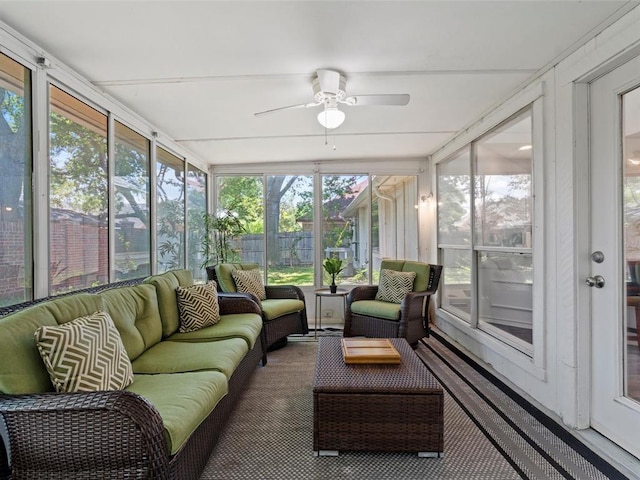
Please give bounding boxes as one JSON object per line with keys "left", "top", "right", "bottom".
{"left": 585, "top": 275, "right": 605, "bottom": 288}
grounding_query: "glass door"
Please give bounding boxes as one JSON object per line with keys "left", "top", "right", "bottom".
{"left": 589, "top": 55, "right": 640, "bottom": 458}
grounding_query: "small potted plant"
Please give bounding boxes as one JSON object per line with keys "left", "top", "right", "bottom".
{"left": 323, "top": 257, "right": 344, "bottom": 293}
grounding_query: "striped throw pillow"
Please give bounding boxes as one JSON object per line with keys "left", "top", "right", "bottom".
{"left": 34, "top": 311, "right": 133, "bottom": 393}
{"left": 375, "top": 269, "right": 416, "bottom": 303}
{"left": 232, "top": 269, "right": 266, "bottom": 301}
{"left": 176, "top": 281, "right": 220, "bottom": 332}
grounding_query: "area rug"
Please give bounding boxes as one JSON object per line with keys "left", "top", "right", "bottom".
{"left": 200, "top": 338, "right": 526, "bottom": 479}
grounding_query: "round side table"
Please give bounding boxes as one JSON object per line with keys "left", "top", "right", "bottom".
{"left": 314, "top": 288, "right": 349, "bottom": 337}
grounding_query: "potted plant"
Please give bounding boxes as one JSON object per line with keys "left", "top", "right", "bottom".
{"left": 323, "top": 257, "right": 344, "bottom": 293}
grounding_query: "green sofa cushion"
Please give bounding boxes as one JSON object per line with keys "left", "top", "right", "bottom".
{"left": 350, "top": 299, "right": 401, "bottom": 321}
{"left": 143, "top": 270, "right": 194, "bottom": 338}
{"left": 131, "top": 338, "right": 249, "bottom": 380}
{"left": 261, "top": 299, "right": 304, "bottom": 321}
{"left": 125, "top": 371, "right": 228, "bottom": 455}
{"left": 100, "top": 284, "right": 163, "bottom": 361}
{"left": 0, "top": 294, "right": 103, "bottom": 394}
{"left": 168, "top": 313, "right": 263, "bottom": 349}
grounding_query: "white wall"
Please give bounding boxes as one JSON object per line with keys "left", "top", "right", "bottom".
{"left": 430, "top": 4, "right": 640, "bottom": 431}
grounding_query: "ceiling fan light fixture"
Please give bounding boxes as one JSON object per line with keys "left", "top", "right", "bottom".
{"left": 317, "top": 106, "right": 345, "bottom": 129}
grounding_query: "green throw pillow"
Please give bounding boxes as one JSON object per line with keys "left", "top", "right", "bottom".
{"left": 232, "top": 269, "right": 267, "bottom": 301}
{"left": 34, "top": 311, "right": 134, "bottom": 393}
{"left": 375, "top": 269, "right": 416, "bottom": 303}
{"left": 176, "top": 281, "right": 220, "bottom": 332}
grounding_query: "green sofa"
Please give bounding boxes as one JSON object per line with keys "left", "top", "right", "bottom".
{"left": 207, "top": 263, "right": 308, "bottom": 357}
{"left": 0, "top": 269, "right": 264, "bottom": 479}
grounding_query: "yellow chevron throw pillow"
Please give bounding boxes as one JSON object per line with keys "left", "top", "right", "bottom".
{"left": 176, "top": 280, "right": 220, "bottom": 332}
{"left": 35, "top": 311, "right": 133, "bottom": 393}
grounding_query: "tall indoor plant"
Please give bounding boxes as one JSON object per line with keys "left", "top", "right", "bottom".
{"left": 200, "top": 210, "right": 245, "bottom": 269}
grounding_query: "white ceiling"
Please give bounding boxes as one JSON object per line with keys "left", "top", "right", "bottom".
{"left": 0, "top": 1, "right": 637, "bottom": 166}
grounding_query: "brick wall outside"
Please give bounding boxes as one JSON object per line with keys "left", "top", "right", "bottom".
{"left": 0, "top": 219, "right": 109, "bottom": 303}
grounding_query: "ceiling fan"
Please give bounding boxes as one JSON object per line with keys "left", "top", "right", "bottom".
{"left": 254, "top": 69, "right": 410, "bottom": 129}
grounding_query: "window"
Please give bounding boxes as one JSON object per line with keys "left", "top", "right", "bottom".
{"left": 438, "top": 107, "right": 534, "bottom": 350}
{"left": 156, "top": 147, "right": 185, "bottom": 273}
{"left": 49, "top": 86, "right": 108, "bottom": 294}
{"left": 266, "top": 175, "right": 313, "bottom": 286}
{"left": 215, "top": 175, "right": 264, "bottom": 265}
{"left": 114, "top": 121, "right": 150, "bottom": 280}
{"left": 187, "top": 164, "right": 207, "bottom": 280}
{"left": 475, "top": 109, "right": 532, "bottom": 345}
{"left": 0, "top": 53, "right": 32, "bottom": 306}
{"left": 372, "top": 175, "right": 419, "bottom": 270}
{"left": 213, "top": 172, "right": 419, "bottom": 288}
{"left": 437, "top": 147, "right": 471, "bottom": 320}
{"left": 322, "top": 175, "right": 369, "bottom": 286}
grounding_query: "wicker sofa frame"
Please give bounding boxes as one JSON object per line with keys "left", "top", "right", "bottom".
{"left": 0, "top": 278, "right": 264, "bottom": 480}
{"left": 344, "top": 263, "right": 443, "bottom": 346}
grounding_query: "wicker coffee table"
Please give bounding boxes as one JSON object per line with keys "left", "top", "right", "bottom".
{"left": 313, "top": 337, "right": 444, "bottom": 457}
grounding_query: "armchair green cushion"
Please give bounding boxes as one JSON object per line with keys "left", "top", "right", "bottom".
{"left": 215, "top": 263, "right": 260, "bottom": 293}
{"left": 261, "top": 299, "right": 305, "bottom": 321}
{"left": 350, "top": 299, "right": 401, "bottom": 320}
{"left": 401, "top": 260, "right": 431, "bottom": 292}
{"left": 380, "top": 259, "right": 430, "bottom": 292}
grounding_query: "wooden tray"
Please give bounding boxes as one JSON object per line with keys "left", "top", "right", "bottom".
{"left": 341, "top": 338, "right": 401, "bottom": 364}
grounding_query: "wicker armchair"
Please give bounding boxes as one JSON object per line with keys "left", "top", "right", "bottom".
{"left": 207, "top": 264, "right": 309, "bottom": 355}
{"left": 344, "top": 260, "right": 443, "bottom": 346}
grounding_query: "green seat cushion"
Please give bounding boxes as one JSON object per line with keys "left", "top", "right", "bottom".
{"left": 125, "top": 371, "right": 228, "bottom": 455}
{"left": 350, "top": 300, "right": 401, "bottom": 321}
{"left": 0, "top": 293, "right": 103, "bottom": 394}
{"left": 143, "top": 270, "right": 194, "bottom": 338}
{"left": 131, "top": 338, "right": 249, "bottom": 380}
{"left": 260, "top": 299, "right": 304, "bottom": 321}
{"left": 168, "top": 313, "right": 263, "bottom": 349}
{"left": 100, "top": 284, "right": 163, "bottom": 361}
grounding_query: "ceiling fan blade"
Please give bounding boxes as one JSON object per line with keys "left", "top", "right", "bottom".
{"left": 343, "top": 94, "right": 410, "bottom": 106}
{"left": 254, "top": 102, "right": 320, "bottom": 116}
{"left": 316, "top": 69, "right": 342, "bottom": 95}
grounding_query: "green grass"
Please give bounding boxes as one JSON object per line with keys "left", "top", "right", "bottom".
{"left": 266, "top": 265, "right": 369, "bottom": 286}
{"left": 268, "top": 266, "right": 314, "bottom": 285}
